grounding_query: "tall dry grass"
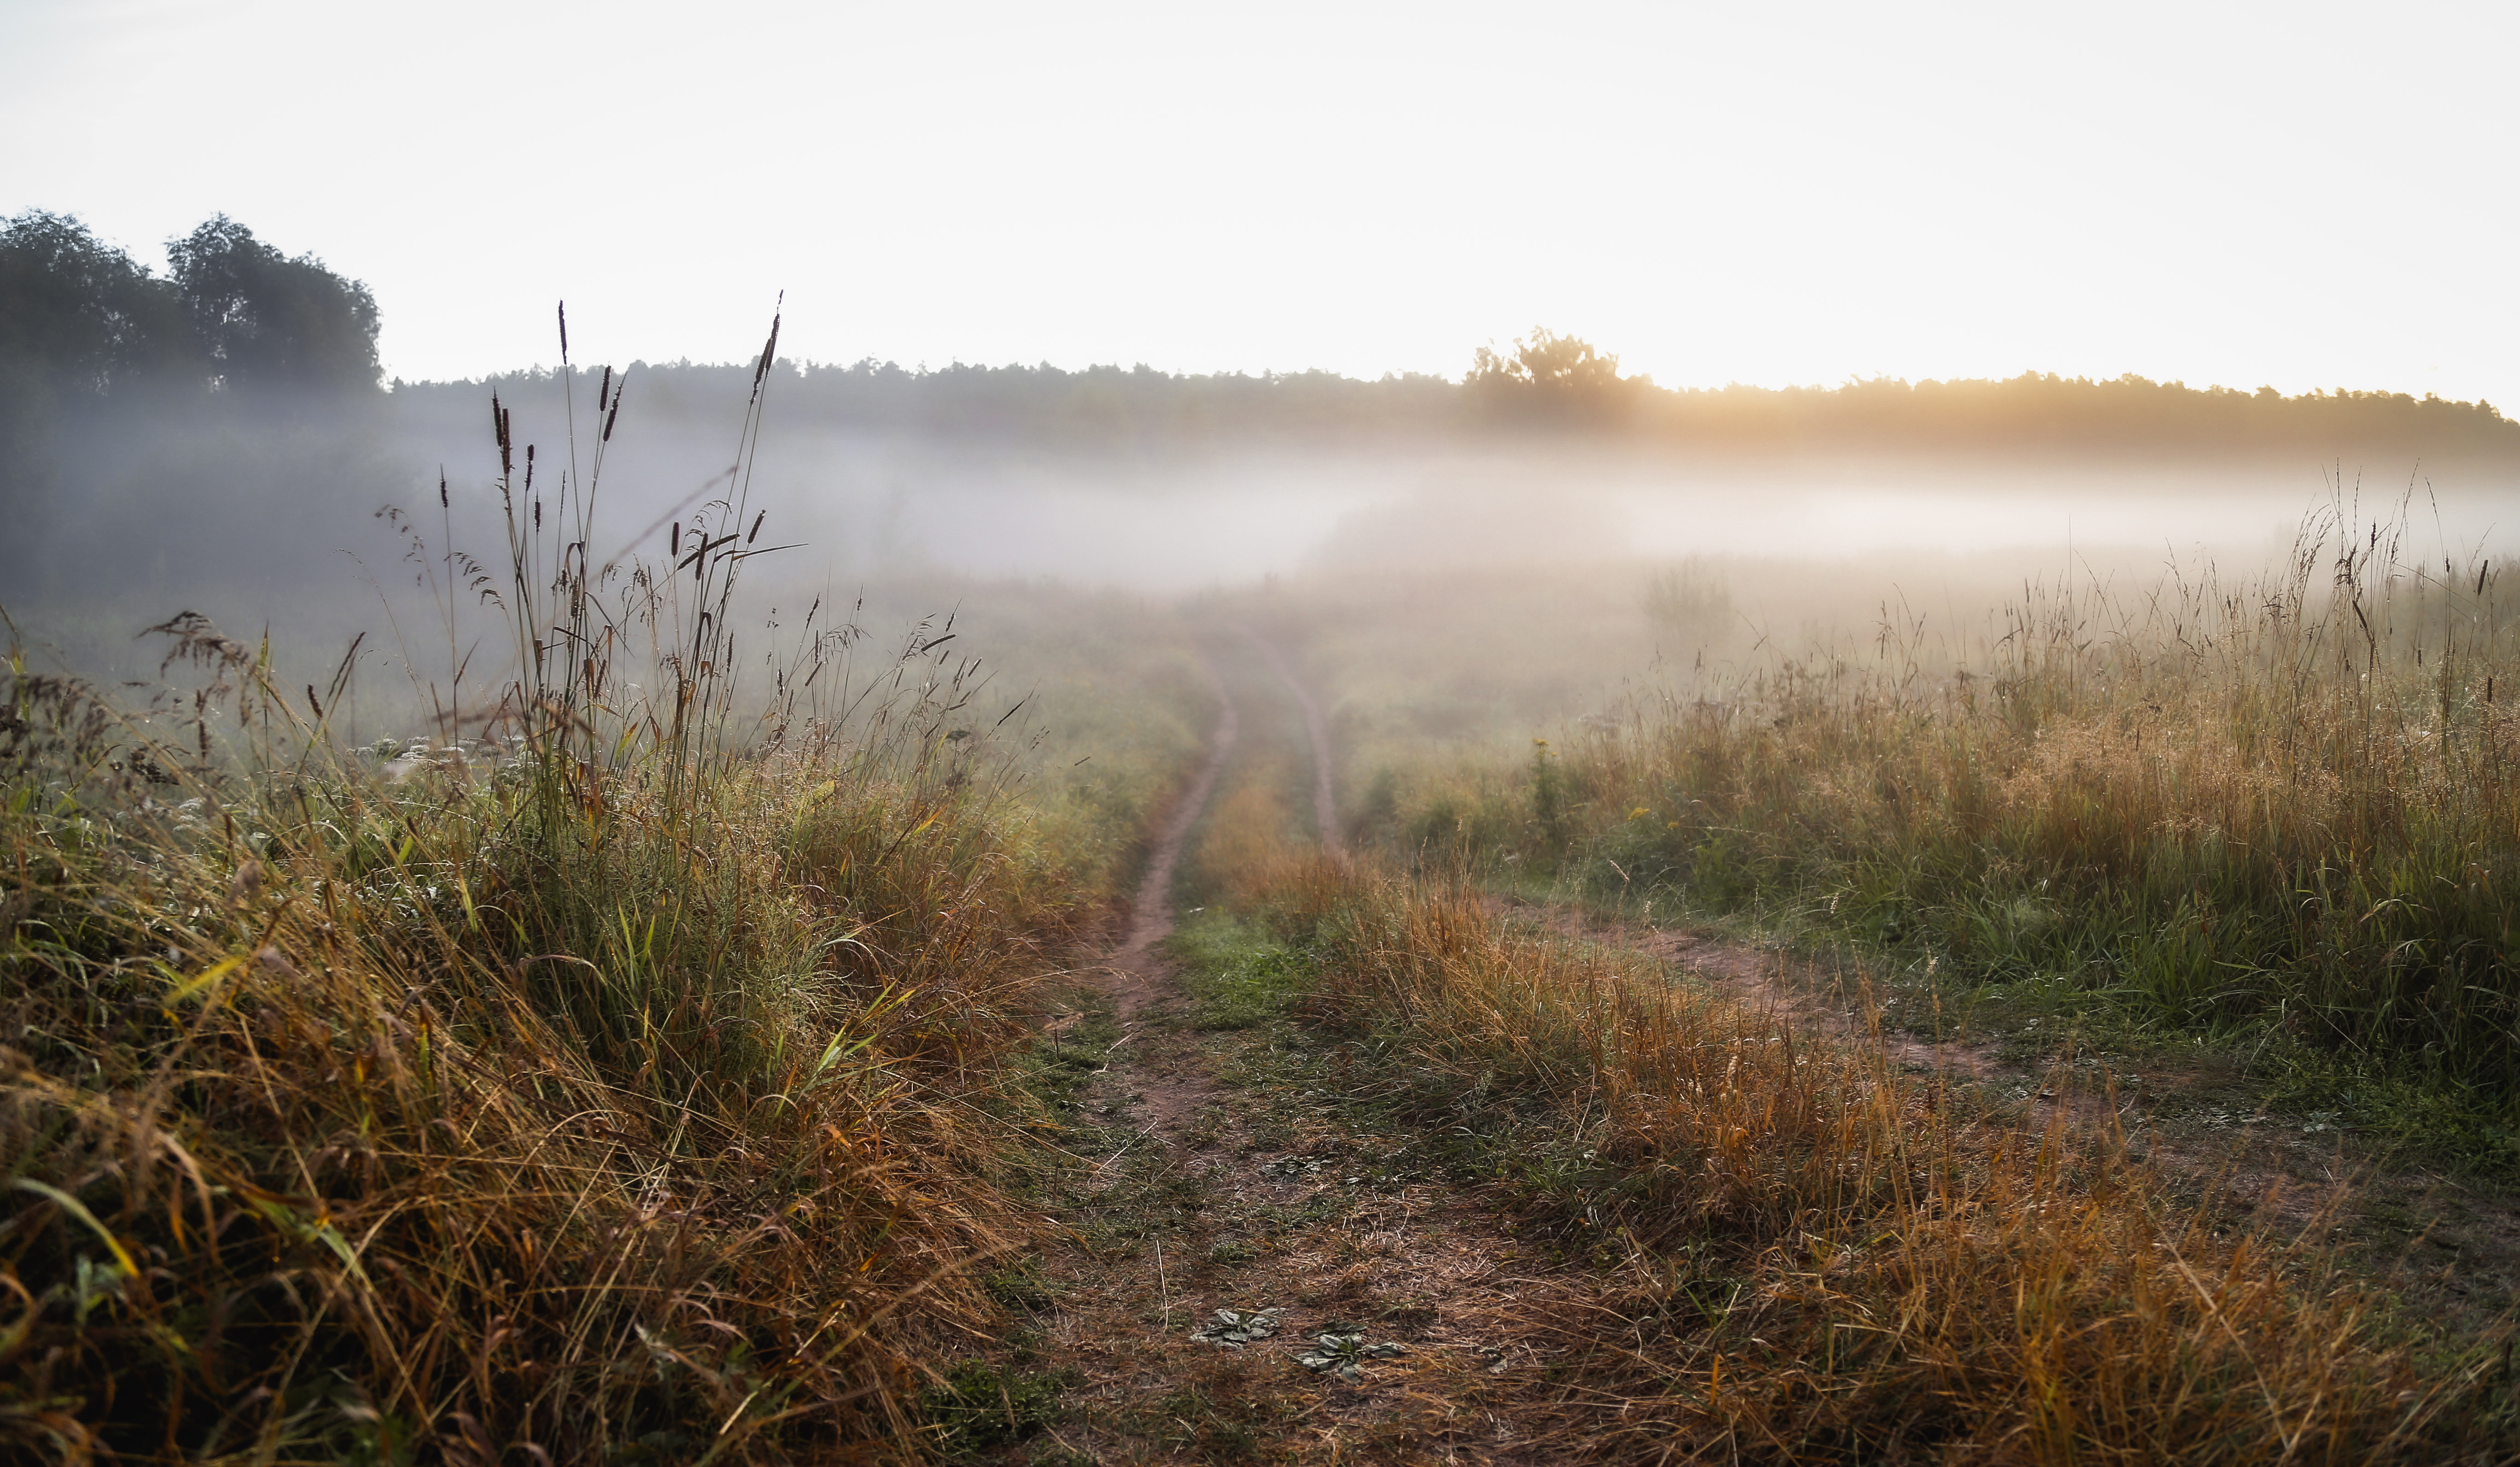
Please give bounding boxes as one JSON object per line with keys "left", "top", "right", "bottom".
{"left": 0, "top": 311, "right": 1094, "bottom": 1463}
{"left": 1248, "top": 854, "right": 2514, "bottom": 1462}
{"left": 1370, "top": 500, "right": 2520, "bottom": 1109}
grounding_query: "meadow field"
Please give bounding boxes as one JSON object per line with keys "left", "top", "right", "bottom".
{"left": 6, "top": 356, "right": 2519, "bottom": 1464}
{"left": 17, "top": 0, "right": 2520, "bottom": 1453}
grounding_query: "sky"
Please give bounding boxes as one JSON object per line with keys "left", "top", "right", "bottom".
{"left": 6, "top": 0, "right": 2516, "bottom": 403}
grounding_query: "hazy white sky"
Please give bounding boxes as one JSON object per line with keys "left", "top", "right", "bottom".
{"left": 6, "top": 0, "right": 2514, "bottom": 402}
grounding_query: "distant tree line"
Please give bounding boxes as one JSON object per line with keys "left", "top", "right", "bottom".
{"left": 1634, "top": 368, "right": 2520, "bottom": 463}
{"left": 414, "top": 326, "right": 2520, "bottom": 466}
{"left": 8, "top": 208, "right": 2515, "bottom": 470}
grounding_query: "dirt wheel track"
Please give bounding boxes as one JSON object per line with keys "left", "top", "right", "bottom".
{"left": 1007, "top": 642, "right": 1558, "bottom": 1466}
{"left": 1243, "top": 629, "right": 1342, "bottom": 860}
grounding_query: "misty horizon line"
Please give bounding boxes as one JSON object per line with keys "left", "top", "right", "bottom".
{"left": 391, "top": 354, "right": 2510, "bottom": 418}
{"left": 12, "top": 210, "right": 2505, "bottom": 448}
{"left": 366, "top": 343, "right": 2520, "bottom": 468}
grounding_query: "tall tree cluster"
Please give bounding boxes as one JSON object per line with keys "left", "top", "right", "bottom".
{"left": 0, "top": 212, "right": 387, "bottom": 599}
{"left": 0, "top": 210, "right": 380, "bottom": 398}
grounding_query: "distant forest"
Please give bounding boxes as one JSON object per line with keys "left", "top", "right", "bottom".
{"left": 9, "top": 209, "right": 2520, "bottom": 468}
{"left": 483, "top": 339, "right": 2520, "bottom": 462}
{"left": 406, "top": 326, "right": 2520, "bottom": 467}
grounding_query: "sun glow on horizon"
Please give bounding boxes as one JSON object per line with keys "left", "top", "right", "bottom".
{"left": 4, "top": 0, "right": 2515, "bottom": 406}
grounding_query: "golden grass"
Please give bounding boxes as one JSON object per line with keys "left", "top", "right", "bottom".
{"left": 1, "top": 702, "right": 1081, "bottom": 1463}
{"left": 1359, "top": 508, "right": 2520, "bottom": 1103}
{"left": 1245, "top": 853, "right": 2514, "bottom": 1462}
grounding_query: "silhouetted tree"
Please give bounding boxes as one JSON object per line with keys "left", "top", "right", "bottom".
{"left": 1, "top": 212, "right": 388, "bottom": 594}
{"left": 1467, "top": 327, "right": 1639, "bottom": 424}
{"left": 168, "top": 216, "right": 380, "bottom": 392}
{"left": 0, "top": 210, "right": 194, "bottom": 394}
{"left": 5, "top": 213, "right": 183, "bottom": 575}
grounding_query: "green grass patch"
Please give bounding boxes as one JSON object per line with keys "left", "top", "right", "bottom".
{"left": 919, "top": 1360, "right": 1075, "bottom": 1456}
{"left": 1166, "top": 912, "right": 1309, "bottom": 1029}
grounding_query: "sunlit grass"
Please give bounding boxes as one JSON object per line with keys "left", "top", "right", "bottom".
{"left": 1355, "top": 503, "right": 2520, "bottom": 1140}
{"left": 1237, "top": 853, "right": 2516, "bottom": 1462}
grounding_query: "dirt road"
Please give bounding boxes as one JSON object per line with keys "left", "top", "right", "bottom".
{"left": 1002, "top": 640, "right": 1553, "bottom": 1465}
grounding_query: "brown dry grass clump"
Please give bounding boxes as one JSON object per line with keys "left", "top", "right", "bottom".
{"left": 0, "top": 313, "right": 1094, "bottom": 1463}
{"left": 0, "top": 668, "right": 1073, "bottom": 1464}
{"left": 1247, "top": 853, "right": 2516, "bottom": 1463}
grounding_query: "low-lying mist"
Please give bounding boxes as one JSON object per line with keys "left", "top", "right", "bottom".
{"left": 7, "top": 355, "right": 2512, "bottom": 772}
